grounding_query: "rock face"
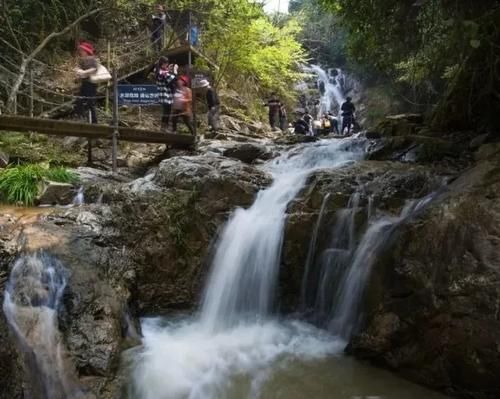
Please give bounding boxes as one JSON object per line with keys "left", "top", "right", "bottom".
{"left": 349, "top": 159, "right": 500, "bottom": 399}
{"left": 0, "top": 206, "right": 132, "bottom": 399}
{"left": 37, "top": 180, "right": 75, "bottom": 206}
{"left": 112, "top": 155, "right": 271, "bottom": 314}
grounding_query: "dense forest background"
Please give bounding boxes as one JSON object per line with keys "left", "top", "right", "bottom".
{"left": 1, "top": 0, "right": 499, "bottom": 130}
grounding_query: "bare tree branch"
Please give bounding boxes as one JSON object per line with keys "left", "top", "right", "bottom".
{"left": 6, "top": 7, "right": 105, "bottom": 111}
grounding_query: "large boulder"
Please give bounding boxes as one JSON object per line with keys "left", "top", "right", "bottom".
{"left": 110, "top": 155, "right": 271, "bottom": 314}
{"left": 37, "top": 181, "right": 75, "bottom": 206}
{"left": 350, "top": 160, "right": 500, "bottom": 398}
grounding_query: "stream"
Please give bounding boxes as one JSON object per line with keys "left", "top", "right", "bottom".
{"left": 125, "top": 138, "right": 446, "bottom": 399}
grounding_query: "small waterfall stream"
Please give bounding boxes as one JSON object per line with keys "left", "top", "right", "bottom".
{"left": 3, "top": 252, "right": 91, "bottom": 399}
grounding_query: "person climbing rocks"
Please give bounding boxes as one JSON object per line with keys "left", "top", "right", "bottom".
{"left": 327, "top": 111, "right": 339, "bottom": 135}
{"left": 172, "top": 76, "right": 195, "bottom": 135}
{"left": 199, "top": 79, "right": 220, "bottom": 132}
{"left": 279, "top": 104, "right": 288, "bottom": 132}
{"left": 341, "top": 96, "right": 356, "bottom": 136}
{"left": 74, "top": 41, "right": 98, "bottom": 124}
{"left": 303, "top": 111, "right": 314, "bottom": 136}
{"left": 151, "top": 4, "right": 167, "bottom": 52}
{"left": 293, "top": 115, "right": 309, "bottom": 135}
{"left": 155, "top": 56, "right": 178, "bottom": 131}
{"left": 264, "top": 93, "right": 282, "bottom": 131}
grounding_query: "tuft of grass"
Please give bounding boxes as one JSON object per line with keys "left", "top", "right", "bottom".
{"left": 0, "top": 163, "right": 79, "bottom": 206}
{"left": 44, "top": 166, "right": 79, "bottom": 184}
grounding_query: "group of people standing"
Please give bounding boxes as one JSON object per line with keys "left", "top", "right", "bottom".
{"left": 155, "top": 56, "right": 220, "bottom": 135}
{"left": 292, "top": 96, "right": 357, "bottom": 137}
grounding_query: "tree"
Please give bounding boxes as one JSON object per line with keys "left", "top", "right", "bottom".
{"left": 318, "top": 0, "right": 500, "bottom": 130}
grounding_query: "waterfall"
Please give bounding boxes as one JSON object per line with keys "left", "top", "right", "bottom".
{"left": 3, "top": 252, "right": 90, "bottom": 399}
{"left": 128, "top": 139, "right": 366, "bottom": 399}
{"left": 306, "top": 65, "right": 345, "bottom": 118}
{"left": 72, "top": 187, "right": 84, "bottom": 206}
{"left": 200, "top": 140, "right": 365, "bottom": 331}
{"left": 302, "top": 190, "right": 436, "bottom": 339}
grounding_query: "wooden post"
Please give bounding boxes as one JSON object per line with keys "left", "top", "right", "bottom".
{"left": 111, "top": 68, "right": 119, "bottom": 173}
{"left": 105, "top": 40, "right": 111, "bottom": 114}
{"left": 87, "top": 110, "right": 92, "bottom": 165}
{"left": 29, "top": 64, "right": 34, "bottom": 118}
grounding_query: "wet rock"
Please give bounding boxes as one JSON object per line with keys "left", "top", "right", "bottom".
{"left": 275, "top": 134, "right": 319, "bottom": 145}
{"left": 222, "top": 143, "right": 272, "bottom": 164}
{"left": 37, "top": 181, "right": 75, "bottom": 206}
{"left": 351, "top": 160, "right": 500, "bottom": 398}
{"left": 475, "top": 143, "right": 500, "bottom": 161}
{"left": 367, "top": 135, "right": 460, "bottom": 162}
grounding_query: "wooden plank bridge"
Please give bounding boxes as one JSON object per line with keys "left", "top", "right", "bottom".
{"left": 0, "top": 115, "right": 195, "bottom": 147}
{"left": 0, "top": 115, "right": 195, "bottom": 171}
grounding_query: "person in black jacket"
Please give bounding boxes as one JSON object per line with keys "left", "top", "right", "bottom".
{"left": 151, "top": 4, "right": 167, "bottom": 52}
{"left": 199, "top": 79, "right": 220, "bottom": 132}
{"left": 264, "top": 93, "right": 282, "bottom": 131}
{"left": 340, "top": 96, "right": 356, "bottom": 135}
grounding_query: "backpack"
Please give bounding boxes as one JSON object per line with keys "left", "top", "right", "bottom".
{"left": 90, "top": 63, "right": 112, "bottom": 84}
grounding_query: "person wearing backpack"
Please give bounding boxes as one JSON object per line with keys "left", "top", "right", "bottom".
{"left": 172, "top": 76, "right": 195, "bottom": 135}
{"left": 74, "top": 41, "right": 98, "bottom": 124}
{"left": 155, "top": 56, "right": 178, "bottom": 131}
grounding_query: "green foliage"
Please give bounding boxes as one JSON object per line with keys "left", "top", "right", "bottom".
{"left": 289, "top": 0, "right": 347, "bottom": 66}
{"left": 44, "top": 166, "right": 79, "bottom": 184}
{"left": 319, "top": 0, "right": 500, "bottom": 129}
{"left": 0, "top": 163, "right": 78, "bottom": 206}
{"left": 198, "top": 0, "right": 307, "bottom": 118}
{"left": 0, "top": 133, "right": 83, "bottom": 165}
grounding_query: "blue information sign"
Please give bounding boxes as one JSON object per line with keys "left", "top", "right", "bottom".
{"left": 118, "top": 85, "right": 159, "bottom": 105}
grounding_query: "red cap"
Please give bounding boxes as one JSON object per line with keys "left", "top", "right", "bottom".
{"left": 78, "top": 41, "right": 95, "bottom": 56}
{"left": 179, "top": 75, "right": 189, "bottom": 85}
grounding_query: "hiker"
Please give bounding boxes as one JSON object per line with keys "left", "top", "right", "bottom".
{"left": 199, "top": 79, "right": 220, "bottom": 132}
{"left": 312, "top": 119, "right": 322, "bottom": 136}
{"left": 293, "top": 116, "right": 309, "bottom": 135}
{"left": 303, "top": 111, "right": 314, "bottom": 136}
{"left": 155, "top": 56, "right": 178, "bottom": 131}
{"left": 279, "top": 104, "right": 288, "bottom": 131}
{"left": 341, "top": 96, "right": 356, "bottom": 135}
{"left": 321, "top": 114, "right": 331, "bottom": 135}
{"left": 151, "top": 4, "right": 167, "bottom": 52}
{"left": 172, "top": 76, "right": 195, "bottom": 135}
{"left": 327, "top": 111, "right": 339, "bottom": 135}
{"left": 264, "top": 93, "right": 282, "bottom": 131}
{"left": 75, "top": 41, "right": 98, "bottom": 124}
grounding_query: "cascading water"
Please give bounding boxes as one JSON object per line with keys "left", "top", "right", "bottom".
{"left": 306, "top": 65, "right": 345, "bottom": 118}
{"left": 200, "top": 140, "right": 364, "bottom": 331}
{"left": 302, "top": 189, "right": 437, "bottom": 339}
{"left": 128, "top": 139, "right": 366, "bottom": 399}
{"left": 127, "top": 139, "right": 445, "bottom": 399}
{"left": 3, "top": 252, "right": 92, "bottom": 399}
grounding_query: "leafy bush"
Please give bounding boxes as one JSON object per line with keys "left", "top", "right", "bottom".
{"left": 0, "top": 163, "right": 79, "bottom": 206}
